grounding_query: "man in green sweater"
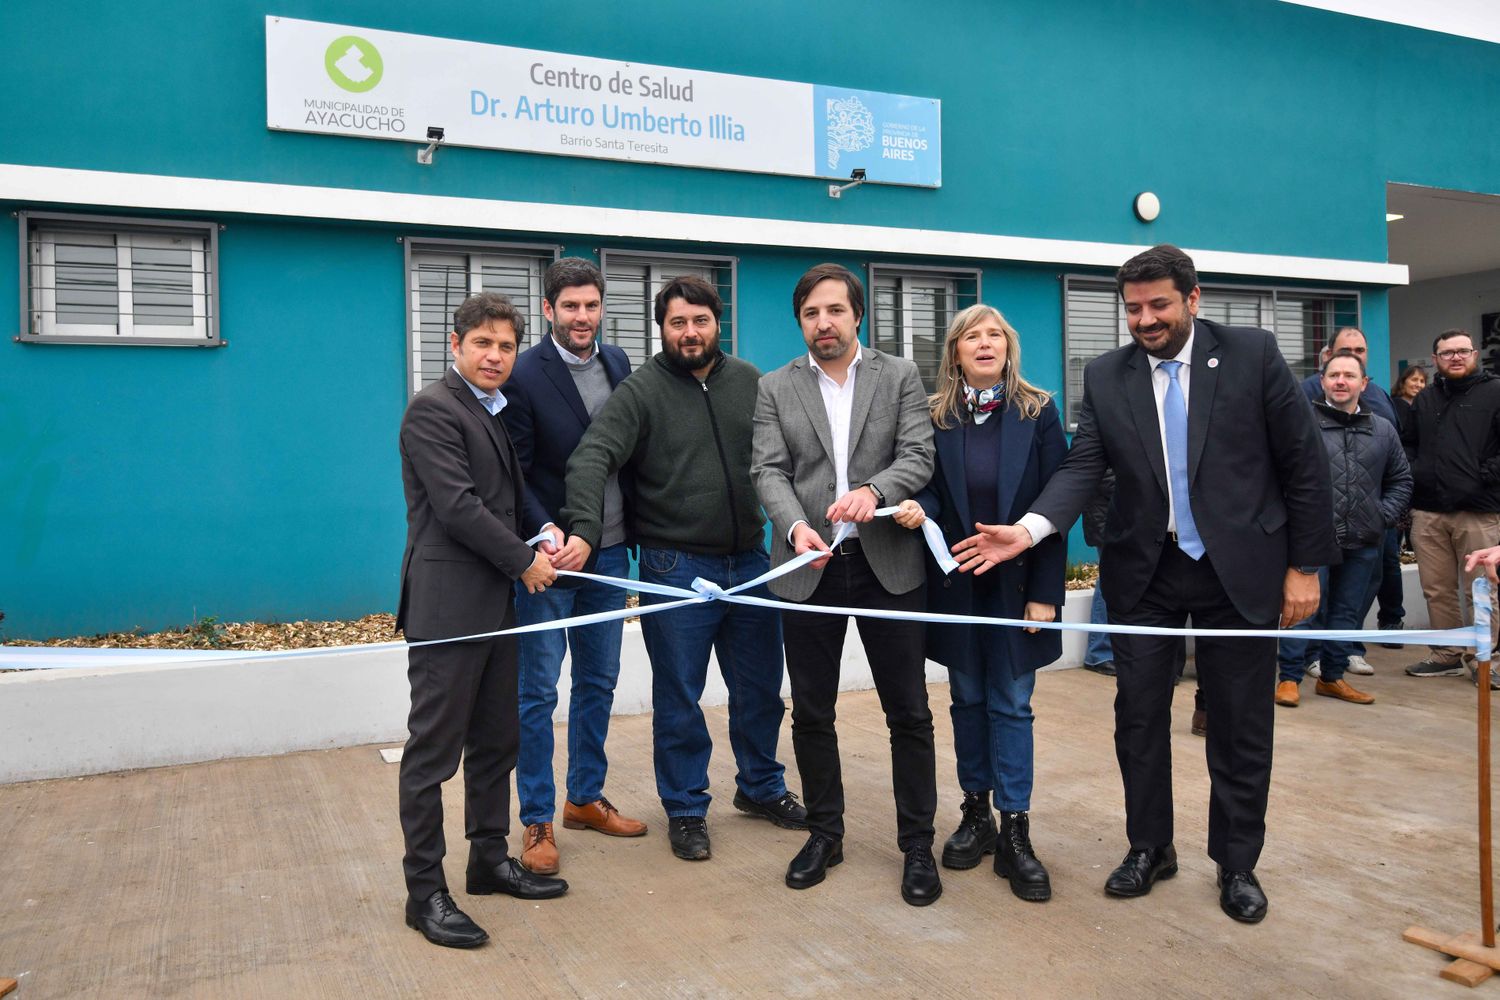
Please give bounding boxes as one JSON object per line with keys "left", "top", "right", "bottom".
{"left": 558, "top": 274, "right": 806, "bottom": 861}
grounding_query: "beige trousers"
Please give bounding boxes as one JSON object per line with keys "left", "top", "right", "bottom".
{"left": 1412, "top": 509, "right": 1500, "bottom": 663}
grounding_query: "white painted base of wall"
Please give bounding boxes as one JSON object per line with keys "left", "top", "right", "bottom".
{"left": 0, "top": 568, "right": 1432, "bottom": 784}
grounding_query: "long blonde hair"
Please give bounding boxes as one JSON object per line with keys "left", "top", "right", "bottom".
{"left": 929, "top": 304, "right": 1051, "bottom": 429}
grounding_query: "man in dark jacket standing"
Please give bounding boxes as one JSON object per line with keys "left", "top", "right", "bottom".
{"left": 1276, "top": 351, "right": 1411, "bottom": 706}
{"left": 558, "top": 275, "right": 806, "bottom": 862}
{"left": 1403, "top": 329, "right": 1500, "bottom": 686}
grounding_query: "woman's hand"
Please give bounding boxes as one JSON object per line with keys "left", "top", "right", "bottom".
{"left": 1023, "top": 601, "right": 1056, "bottom": 634}
{"left": 892, "top": 499, "right": 926, "bottom": 529}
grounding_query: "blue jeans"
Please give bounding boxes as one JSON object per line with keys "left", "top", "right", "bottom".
{"left": 1351, "top": 528, "right": 1404, "bottom": 654}
{"left": 949, "top": 648, "right": 1038, "bottom": 813}
{"left": 1277, "top": 544, "right": 1381, "bottom": 684}
{"left": 514, "top": 544, "right": 629, "bottom": 825}
{"left": 638, "top": 545, "right": 788, "bottom": 817}
{"left": 1085, "top": 586, "right": 1113, "bottom": 667}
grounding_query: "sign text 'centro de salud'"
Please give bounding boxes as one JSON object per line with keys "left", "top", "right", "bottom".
{"left": 265, "top": 16, "right": 941, "bottom": 187}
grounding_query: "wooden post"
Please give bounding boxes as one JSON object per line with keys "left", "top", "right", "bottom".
{"left": 1404, "top": 579, "right": 1499, "bottom": 985}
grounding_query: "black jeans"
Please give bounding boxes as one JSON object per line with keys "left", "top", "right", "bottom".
{"left": 1109, "top": 544, "right": 1276, "bottom": 872}
{"left": 780, "top": 543, "right": 936, "bottom": 849}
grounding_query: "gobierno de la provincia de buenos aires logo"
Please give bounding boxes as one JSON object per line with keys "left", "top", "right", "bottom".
{"left": 309, "top": 33, "right": 406, "bottom": 135}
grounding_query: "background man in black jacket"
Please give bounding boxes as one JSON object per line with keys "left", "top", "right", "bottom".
{"left": 1402, "top": 329, "right": 1500, "bottom": 687}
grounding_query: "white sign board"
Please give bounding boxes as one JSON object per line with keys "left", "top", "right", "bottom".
{"left": 265, "top": 16, "right": 942, "bottom": 187}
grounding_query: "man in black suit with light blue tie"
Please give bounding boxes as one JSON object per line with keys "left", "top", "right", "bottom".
{"left": 959, "top": 245, "right": 1336, "bottom": 923}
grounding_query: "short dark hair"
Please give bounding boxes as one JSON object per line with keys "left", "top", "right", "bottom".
{"left": 792, "top": 263, "right": 865, "bottom": 323}
{"left": 1434, "top": 328, "right": 1474, "bottom": 352}
{"left": 1322, "top": 348, "right": 1366, "bottom": 377}
{"left": 1116, "top": 244, "right": 1198, "bottom": 299}
{"left": 454, "top": 292, "right": 524, "bottom": 342}
{"left": 543, "top": 257, "right": 605, "bottom": 306}
{"left": 653, "top": 274, "right": 723, "bottom": 327}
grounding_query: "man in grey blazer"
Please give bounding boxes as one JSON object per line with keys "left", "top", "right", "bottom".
{"left": 751, "top": 263, "right": 941, "bottom": 905}
{"left": 397, "top": 293, "right": 567, "bottom": 949}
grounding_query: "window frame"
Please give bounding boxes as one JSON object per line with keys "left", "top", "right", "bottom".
{"left": 867, "top": 262, "right": 982, "bottom": 391}
{"left": 1060, "top": 273, "right": 1362, "bottom": 430}
{"left": 18, "top": 210, "right": 221, "bottom": 347}
{"left": 402, "top": 236, "right": 561, "bottom": 396}
{"left": 597, "top": 248, "right": 738, "bottom": 368}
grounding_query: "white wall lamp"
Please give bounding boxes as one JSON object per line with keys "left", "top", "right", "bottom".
{"left": 417, "top": 126, "right": 445, "bottom": 166}
{"left": 829, "top": 168, "right": 867, "bottom": 199}
{"left": 1134, "top": 191, "right": 1161, "bottom": 223}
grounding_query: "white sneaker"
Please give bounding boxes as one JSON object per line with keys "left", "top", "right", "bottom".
{"left": 1306, "top": 660, "right": 1321, "bottom": 679}
{"left": 1346, "top": 655, "right": 1375, "bottom": 676}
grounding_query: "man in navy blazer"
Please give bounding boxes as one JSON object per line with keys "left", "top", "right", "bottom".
{"left": 961, "top": 245, "right": 1336, "bottom": 924}
{"left": 501, "top": 258, "right": 646, "bottom": 876}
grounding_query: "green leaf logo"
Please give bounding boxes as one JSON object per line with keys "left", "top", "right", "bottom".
{"left": 325, "top": 35, "right": 383, "bottom": 93}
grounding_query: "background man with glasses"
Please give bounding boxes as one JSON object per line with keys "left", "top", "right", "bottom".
{"left": 1402, "top": 329, "right": 1500, "bottom": 686}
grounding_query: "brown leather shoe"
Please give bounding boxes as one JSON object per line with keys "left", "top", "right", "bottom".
{"left": 1274, "top": 680, "right": 1300, "bottom": 707}
{"left": 1315, "top": 678, "right": 1375, "bottom": 704}
{"left": 563, "top": 796, "right": 648, "bottom": 837}
{"left": 519, "top": 822, "right": 559, "bottom": 875}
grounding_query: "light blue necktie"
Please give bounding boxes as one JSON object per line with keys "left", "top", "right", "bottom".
{"left": 1159, "top": 360, "right": 1205, "bottom": 560}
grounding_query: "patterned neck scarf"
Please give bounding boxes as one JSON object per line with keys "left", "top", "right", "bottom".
{"left": 963, "top": 382, "right": 1005, "bottom": 425}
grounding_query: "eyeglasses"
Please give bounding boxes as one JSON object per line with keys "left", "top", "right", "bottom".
{"left": 1436, "top": 348, "right": 1477, "bottom": 360}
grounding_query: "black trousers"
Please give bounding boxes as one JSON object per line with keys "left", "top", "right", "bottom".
{"left": 1109, "top": 543, "right": 1276, "bottom": 872}
{"left": 780, "top": 543, "right": 937, "bottom": 849}
{"left": 399, "top": 607, "right": 519, "bottom": 901}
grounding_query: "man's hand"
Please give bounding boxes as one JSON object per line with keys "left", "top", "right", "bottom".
{"left": 521, "top": 551, "right": 558, "bottom": 594}
{"left": 1465, "top": 545, "right": 1500, "bottom": 587}
{"left": 1280, "top": 568, "right": 1320, "bottom": 627}
{"left": 891, "top": 499, "right": 926, "bottom": 530}
{"left": 826, "top": 485, "right": 879, "bottom": 525}
{"left": 551, "top": 535, "right": 593, "bottom": 572}
{"left": 535, "top": 523, "right": 561, "bottom": 557}
{"left": 792, "top": 522, "right": 834, "bottom": 569}
{"left": 953, "top": 523, "right": 1030, "bottom": 576}
{"left": 1023, "top": 601, "right": 1056, "bottom": 634}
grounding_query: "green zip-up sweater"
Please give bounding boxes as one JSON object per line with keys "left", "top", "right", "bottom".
{"left": 561, "top": 352, "right": 767, "bottom": 555}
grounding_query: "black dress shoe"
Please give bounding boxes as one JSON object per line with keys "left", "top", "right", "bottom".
{"left": 668, "top": 816, "right": 711, "bottom": 860}
{"left": 941, "top": 790, "right": 997, "bottom": 870}
{"left": 785, "top": 833, "right": 843, "bottom": 889}
{"left": 732, "top": 789, "right": 809, "bottom": 830}
{"left": 995, "top": 811, "right": 1051, "bottom": 902}
{"left": 1217, "top": 867, "right": 1268, "bottom": 923}
{"left": 405, "top": 890, "right": 489, "bottom": 948}
{"left": 1083, "top": 660, "right": 1116, "bottom": 676}
{"left": 465, "top": 857, "right": 569, "bottom": 899}
{"left": 1103, "top": 844, "right": 1178, "bottom": 897}
{"left": 901, "top": 843, "right": 943, "bottom": 906}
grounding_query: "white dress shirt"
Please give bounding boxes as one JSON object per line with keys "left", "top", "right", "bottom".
{"left": 1018, "top": 323, "right": 1197, "bottom": 546}
{"left": 553, "top": 334, "right": 595, "bottom": 366}
{"left": 789, "top": 347, "right": 862, "bottom": 541}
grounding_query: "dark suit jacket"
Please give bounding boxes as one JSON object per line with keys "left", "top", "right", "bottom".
{"left": 915, "top": 399, "right": 1068, "bottom": 676}
{"left": 397, "top": 368, "right": 536, "bottom": 640}
{"left": 502, "top": 339, "right": 634, "bottom": 577}
{"left": 1031, "top": 318, "right": 1337, "bottom": 624}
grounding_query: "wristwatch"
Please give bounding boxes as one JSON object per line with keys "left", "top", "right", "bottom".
{"left": 1293, "top": 566, "right": 1319, "bottom": 575}
{"left": 863, "top": 482, "right": 887, "bottom": 505}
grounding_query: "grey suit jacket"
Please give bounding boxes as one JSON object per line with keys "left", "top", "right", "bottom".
{"left": 396, "top": 368, "right": 536, "bottom": 641}
{"left": 752, "top": 347, "right": 935, "bottom": 602}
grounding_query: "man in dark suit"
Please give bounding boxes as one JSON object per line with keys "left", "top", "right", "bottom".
{"left": 397, "top": 292, "right": 568, "bottom": 949}
{"left": 960, "top": 245, "right": 1335, "bottom": 923}
{"left": 501, "top": 258, "right": 647, "bottom": 877}
{"left": 751, "top": 263, "right": 940, "bottom": 905}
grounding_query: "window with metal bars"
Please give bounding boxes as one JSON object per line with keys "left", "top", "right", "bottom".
{"left": 1061, "top": 276, "right": 1361, "bottom": 429}
{"left": 405, "top": 239, "right": 559, "bottom": 394}
{"left": 19, "top": 212, "right": 219, "bottom": 346}
{"left": 868, "top": 265, "right": 981, "bottom": 392}
{"left": 598, "top": 250, "right": 736, "bottom": 370}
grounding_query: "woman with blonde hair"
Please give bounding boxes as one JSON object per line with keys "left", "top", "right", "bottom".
{"left": 895, "top": 303, "right": 1066, "bottom": 901}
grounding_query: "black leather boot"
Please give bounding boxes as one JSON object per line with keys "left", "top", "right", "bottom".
{"left": 994, "top": 811, "right": 1051, "bottom": 901}
{"left": 940, "top": 790, "right": 997, "bottom": 870}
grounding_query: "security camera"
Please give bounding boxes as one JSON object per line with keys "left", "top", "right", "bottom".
{"left": 850, "top": 168, "right": 866, "bottom": 181}
{"left": 829, "top": 168, "right": 869, "bottom": 199}
{"left": 418, "top": 126, "right": 446, "bottom": 165}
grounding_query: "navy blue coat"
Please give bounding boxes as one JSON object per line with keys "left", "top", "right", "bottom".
{"left": 915, "top": 398, "right": 1068, "bottom": 677}
{"left": 501, "top": 338, "right": 634, "bottom": 572}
